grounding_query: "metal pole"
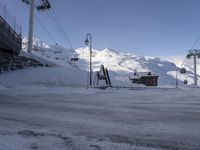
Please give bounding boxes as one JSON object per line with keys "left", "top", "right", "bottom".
{"left": 176, "top": 70, "right": 178, "bottom": 88}
{"left": 20, "top": 25, "right": 22, "bottom": 36}
{"left": 87, "top": 68, "right": 89, "bottom": 89}
{"left": 187, "top": 49, "right": 200, "bottom": 87}
{"left": 85, "top": 33, "right": 92, "bottom": 87}
{"left": 14, "top": 17, "right": 16, "bottom": 31}
{"left": 194, "top": 51, "right": 197, "bottom": 86}
{"left": 4, "top": 4, "right": 6, "bottom": 21}
{"left": 27, "top": 0, "right": 34, "bottom": 53}
{"left": 89, "top": 34, "right": 92, "bottom": 87}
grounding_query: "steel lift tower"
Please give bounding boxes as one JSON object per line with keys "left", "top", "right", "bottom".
{"left": 22, "top": 0, "right": 51, "bottom": 53}
{"left": 186, "top": 49, "right": 200, "bottom": 86}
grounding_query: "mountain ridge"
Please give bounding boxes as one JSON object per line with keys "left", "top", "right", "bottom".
{"left": 21, "top": 37, "right": 198, "bottom": 86}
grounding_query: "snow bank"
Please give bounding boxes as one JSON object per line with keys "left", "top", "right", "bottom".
{"left": 0, "top": 67, "right": 87, "bottom": 88}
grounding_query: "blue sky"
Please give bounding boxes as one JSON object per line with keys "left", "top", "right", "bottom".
{"left": 1, "top": 0, "right": 200, "bottom": 56}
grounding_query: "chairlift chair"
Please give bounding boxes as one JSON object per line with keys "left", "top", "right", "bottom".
{"left": 22, "top": 0, "right": 30, "bottom": 4}
{"left": 186, "top": 54, "right": 192, "bottom": 59}
{"left": 180, "top": 68, "right": 186, "bottom": 74}
{"left": 183, "top": 80, "right": 188, "bottom": 85}
{"left": 36, "top": 0, "right": 51, "bottom": 11}
{"left": 71, "top": 57, "right": 79, "bottom": 62}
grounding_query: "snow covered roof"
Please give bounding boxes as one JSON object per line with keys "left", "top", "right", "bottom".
{"left": 130, "top": 72, "right": 158, "bottom": 79}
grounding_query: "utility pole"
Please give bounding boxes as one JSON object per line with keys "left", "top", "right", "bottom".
{"left": 22, "top": 0, "right": 51, "bottom": 53}
{"left": 186, "top": 49, "right": 200, "bottom": 86}
{"left": 194, "top": 52, "right": 197, "bottom": 86}
{"left": 27, "top": 0, "right": 34, "bottom": 53}
{"left": 85, "top": 33, "right": 92, "bottom": 87}
{"left": 175, "top": 69, "right": 178, "bottom": 88}
{"left": 4, "top": 4, "right": 6, "bottom": 21}
{"left": 22, "top": 0, "right": 35, "bottom": 53}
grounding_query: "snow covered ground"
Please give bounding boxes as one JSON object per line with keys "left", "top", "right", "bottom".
{"left": 0, "top": 67, "right": 87, "bottom": 88}
{"left": 0, "top": 37, "right": 200, "bottom": 149}
{"left": 0, "top": 87, "right": 200, "bottom": 150}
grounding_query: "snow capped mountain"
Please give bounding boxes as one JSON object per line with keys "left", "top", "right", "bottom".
{"left": 75, "top": 47, "right": 197, "bottom": 85}
{"left": 21, "top": 37, "right": 199, "bottom": 86}
{"left": 76, "top": 48, "right": 146, "bottom": 73}
{"left": 23, "top": 36, "right": 50, "bottom": 49}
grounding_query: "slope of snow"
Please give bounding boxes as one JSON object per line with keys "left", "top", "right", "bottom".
{"left": 0, "top": 67, "right": 87, "bottom": 88}
{"left": 22, "top": 37, "right": 77, "bottom": 68}
{"left": 1, "top": 37, "right": 196, "bottom": 87}
{"left": 76, "top": 47, "right": 198, "bottom": 85}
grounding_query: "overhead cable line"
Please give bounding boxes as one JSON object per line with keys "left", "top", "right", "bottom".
{"left": 34, "top": 13, "right": 57, "bottom": 44}
{"left": 190, "top": 35, "right": 200, "bottom": 50}
{"left": 45, "top": 10, "right": 74, "bottom": 50}
{"left": 44, "top": 8, "right": 78, "bottom": 59}
{"left": 181, "top": 35, "right": 200, "bottom": 67}
{"left": 33, "top": 0, "right": 75, "bottom": 50}
{"left": 45, "top": 11, "right": 70, "bottom": 47}
{"left": 51, "top": 8, "right": 74, "bottom": 50}
{"left": 45, "top": 11, "right": 65, "bottom": 40}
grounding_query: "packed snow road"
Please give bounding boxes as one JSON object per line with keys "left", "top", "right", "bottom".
{"left": 0, "top": 87, "right": 200, "bottom": 150}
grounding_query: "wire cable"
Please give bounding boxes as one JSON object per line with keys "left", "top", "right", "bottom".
{"left": 26, "top": 0, "right": 78, "bottom": 59}
{"left": 45, "top": 10, "right": 74, "bottom": 50}
{"left": 51, "top": 8, "right": 74, "bottom": 50}
{"left": 34, "top": 13, "right": 57, "bottom": 44}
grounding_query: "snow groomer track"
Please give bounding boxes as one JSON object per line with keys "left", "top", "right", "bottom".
{"left": 0, "top": 87, "right": 200, "bottom": 150}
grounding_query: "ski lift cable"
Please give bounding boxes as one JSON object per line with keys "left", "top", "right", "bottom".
{"left": 34, "top": 13, "right": 57, "bottom": 44}
{"left": 38, "top": 0, "right": 75, "bottom": 51}
{"left": 180, "top": 35, "right": 200, "bottom": 68}
{"left": 50, "top": 8, "right": 74, "bottom": 50}
{"left": 23, "top": 0, "right": 77, "bottom": 59}
{"left": 49, "top": 7, "right": 78, "bottom": 59}
{"left": 190, "top": 36, "right": 200, "bottom": 50}
{"left": 194, "top": 40, "right": 200, "bottom": 49}
{"left": 181, "top": 55, "right": 192, "bottom": 70}
{"left": 45, "top": 10, "right": 69, "bottom": 46}
{"left": 36, "top": 0, "right": 77, "bottom": 59}
{"left": 44, "top": 6, "right": 74, "bottom": 49}
{"left": 46, "top": 11, "right": 62, "bottom": 33}
{"left": 45, "top": 10, "right": 75, "bottom": 51}
{"left": 47, "top": 11, "right": 68, "bottom": 46}
{"left": 44, "top": 10, "right": 78, "bottom": 60}
{"left": 22, "top": 1, "right": 57, "bottom": 44}
{"left": 33, "top": 0, "right": 72, "bottom": 49}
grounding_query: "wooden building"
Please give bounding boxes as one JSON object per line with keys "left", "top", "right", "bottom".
{"left": 129, "top": 72, "right": 159, "bottom": 86}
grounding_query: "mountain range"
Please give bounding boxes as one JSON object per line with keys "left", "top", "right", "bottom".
{"left": 22, "top": 37, "right": 200, "bottom": 86}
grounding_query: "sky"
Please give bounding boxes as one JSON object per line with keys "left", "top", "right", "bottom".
{"left": 1, "top": 0, "right": 200, "bottom": 56}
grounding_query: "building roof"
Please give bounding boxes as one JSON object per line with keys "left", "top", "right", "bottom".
{"left": 129, "top": 72, "right": 159, "bottom": 79}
